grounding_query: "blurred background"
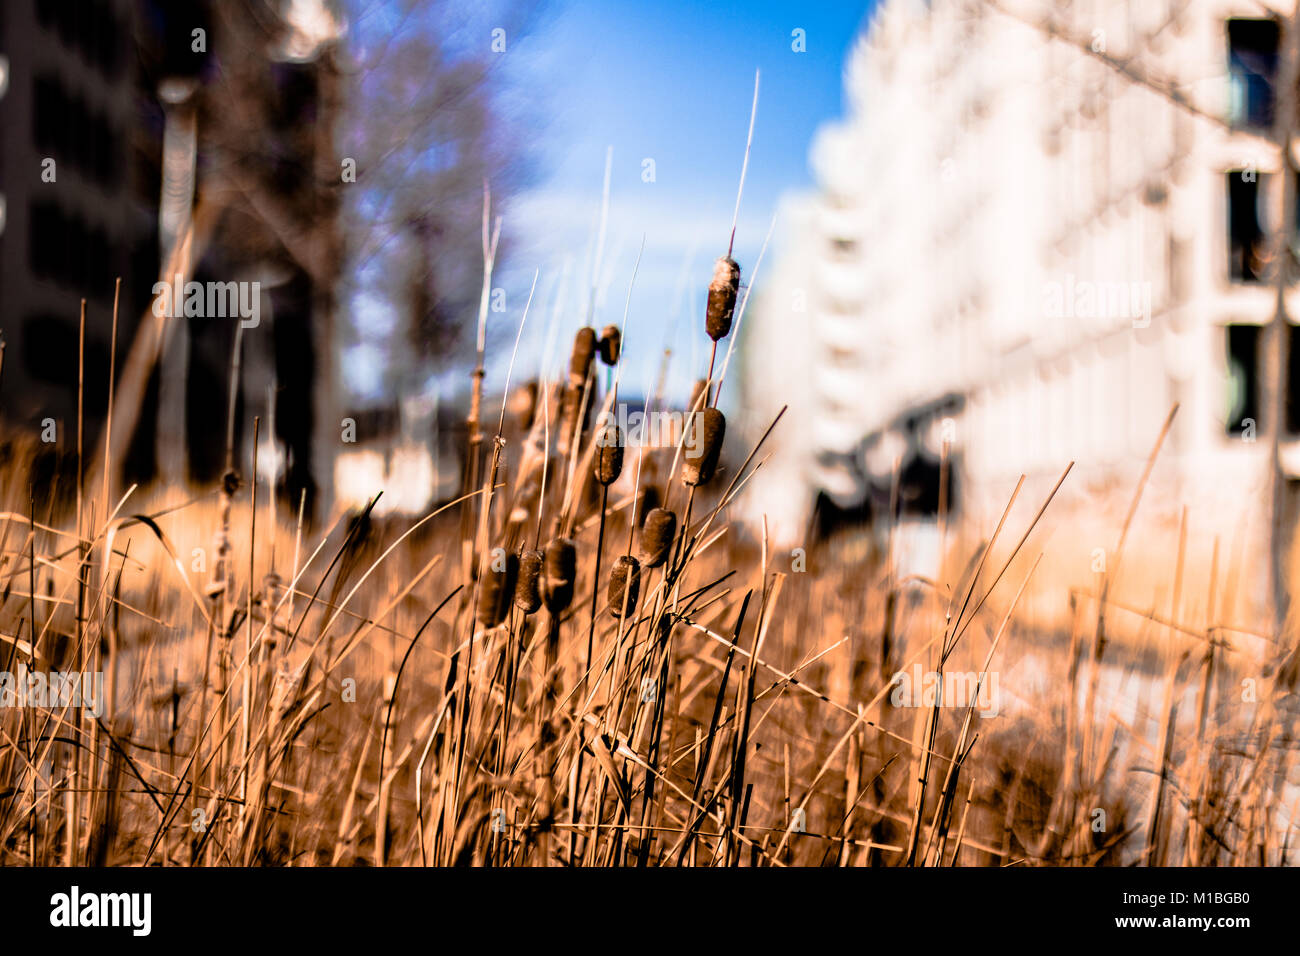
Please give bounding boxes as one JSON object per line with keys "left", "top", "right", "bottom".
{"left": 0, "top": 0, "right": 860, "bottom": 508}
{"left": 3, "top": 0, "right": 1299, "bottom": 631}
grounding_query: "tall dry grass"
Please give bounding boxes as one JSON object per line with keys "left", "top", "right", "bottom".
{"left": 0, "top": 272, "right": 1295, "bottom": 868}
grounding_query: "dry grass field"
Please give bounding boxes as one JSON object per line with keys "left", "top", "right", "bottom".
{"left": 0, "top": 270, "right": 1296, "bottom": 867}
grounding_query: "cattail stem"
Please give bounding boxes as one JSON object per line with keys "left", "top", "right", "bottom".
{"left": 705, "top": 341, "right": 718, "bottom": 407}
{"left": 570, "top": 482, "right": 609, "bottom": 863}
{"left": 588, "top": 486, "right": 609, "bottom": 687}
{"left": 68, "top": 299, "right": 86, "bottom": 867}
{"left": 239, "top": 416, "right": 260, "bottom": 836}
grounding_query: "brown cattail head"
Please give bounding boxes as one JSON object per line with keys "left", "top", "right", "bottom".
{"left": 682, "top": 407, "right": 725, "bottom": 487}
{"left": 689, "top": 377, "right": 709, "bottom": 412}
{"left": 515, "top": 549, "right": 543, "bottom": 614}
{"left": 515, "top": 380, "right": 539, "bottom": 431}
{"left": 598, "top": 324, "right": 621, "bottom": 365}
{"left": 569, "top": 326, "right": 597, "bottom": 386}
{"left": 638, "top": 507, "right": 677, "bottom": 568}
{"left": 607, "top": 554, "right": 641, "bottom": 618}
{"left": 557, "top": 382, "right": 583, "bottom": 457}
{"left": 594, "top": 420, "right": 624, "bottom": 485}
{"left": 477, "top": 551, "right": 519, "bottom": 627}
{"left": 542, "top": 537, "right": 577, "bottom": 612}
{"left": 705, "top": 256, "right": 741, "bottom": 341}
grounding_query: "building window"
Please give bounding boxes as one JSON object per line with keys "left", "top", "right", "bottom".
{"left": 1288, "top": 325, "right": 1300, "bottom": 435}
{"left": 1227, "top": 18, "right": 1279, "bottom": 130}
{"left": 22, "top": 314, "right": 80, "bottom": 387}
{"left": 27, "top": 201, "right": 113, "bottom": 301}
{"left": 1294, "top": 171, "right": 1300, "bottom": 257}
{"left": 30, "top": 71, "right": 121, "bottom": 189}
{"left": 28, "top": 200, "right": 63, "bottom": 281}
{"left": 1226, "top": 324, "right": 1261, "bottom": 435}
{"left": 1227, "top": 172, "right": 1268, "bottom": 283}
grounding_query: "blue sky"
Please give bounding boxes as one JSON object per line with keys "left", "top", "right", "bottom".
{"left": 340, "top": 0, "right": 874, "bottom": 407}
{"left": 488, "top": 0, "right": 873, "bottom": 404}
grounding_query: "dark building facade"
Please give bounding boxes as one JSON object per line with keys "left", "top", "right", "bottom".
{"left": 0, "top": 0, "right": 340, "bottom": 515}
{"left": 0, "top": 0, "right": 158, "bottom": 444}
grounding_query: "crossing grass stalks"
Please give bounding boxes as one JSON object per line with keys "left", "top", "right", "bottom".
{"left": 0, "top": 285, "right": 1295, "bottom": 867}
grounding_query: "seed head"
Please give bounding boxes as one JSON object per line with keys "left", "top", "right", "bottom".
{"left": 569, "top": 326, "right": 597, "bottom": 386}
{"left": 705, "top": 256, "right": 741, "bottom": 341}
{"left": 607, "top": 554, "right": 641, "bottom": 618}
{"left": 682, "top": 407, "right": 725, "bottom": 487}
{"left": 598, "top": 324, "right": 621, "bottom": 365}
{"left": 557, "top": 382, "right": 584, "bottom": 457}
{"left": 638, "top": 507, "right": 677, "bottom": 568}
{"left": 515, "top": 549, "right": 543, "bottom": 614}
{"left": 543, "top": 537, "right": 577, "bottom": 613}
{"left": 477, "top": 551, "right": 519, "bottom": 627}
{"left": 594, "top": 421, "right": 624, "bottom": 485}
{"left": 517, "top": 380, "right": 539, "bottom": 431}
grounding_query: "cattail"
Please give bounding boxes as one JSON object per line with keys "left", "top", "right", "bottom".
{"left": 682, "top": 406, "right": 725, "bottom": 487}
{"left": 515, "top": 549, "right": 543, "bottom": 614}
{"left": 598, "top": 324, "right": 621, "bottom": 365}
{"left": 557, "top": 382, "right": 583, "bottom": 456}
{"left": 689, "top": 377, "right": 708, "bottom": 412}
{"left": 569, "top": 326, "right": 597, "bottom": 386}
{"left": 705, "top": 256, "right": 741, "bottom": 341}
{"left": 262, "top": 571, "right": 287, "bottom": 645}
{"left": 542, "top": 537, "right": 577, "bottom": 613}
{"left": 594, "top": 421, "right": 624, "bottom": 485}
{"left": 607, "top": 554, "right": 641, "bottom": 618}
{"left": 638, "top": 507, "right": 677, "bottom": 568}
{"left": 516, "top": 380, "right": 539, "bottom": 431}
{"left": 477, "top": 551, "right": 519, "bottom": 627}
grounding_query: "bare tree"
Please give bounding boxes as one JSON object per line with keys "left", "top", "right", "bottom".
{"left": 337, "top": 0, "right": 541, "bottom": 403}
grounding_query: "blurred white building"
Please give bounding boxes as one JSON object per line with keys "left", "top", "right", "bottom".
{"left": 746, "top": 0, "right": 1300, "bottom": 618}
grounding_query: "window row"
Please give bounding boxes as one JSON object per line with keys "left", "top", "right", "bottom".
{"left": 33, "top": 0, "right": 127, "bottom": 82}
{"left": 27, "top": 199, "right": 115, "bottom": 302}
{"left": 1224, "top": 323, "right": 1300, "bottom": 436}
{"left": 32, "top": 73, "right": 124, "bottom": 189}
